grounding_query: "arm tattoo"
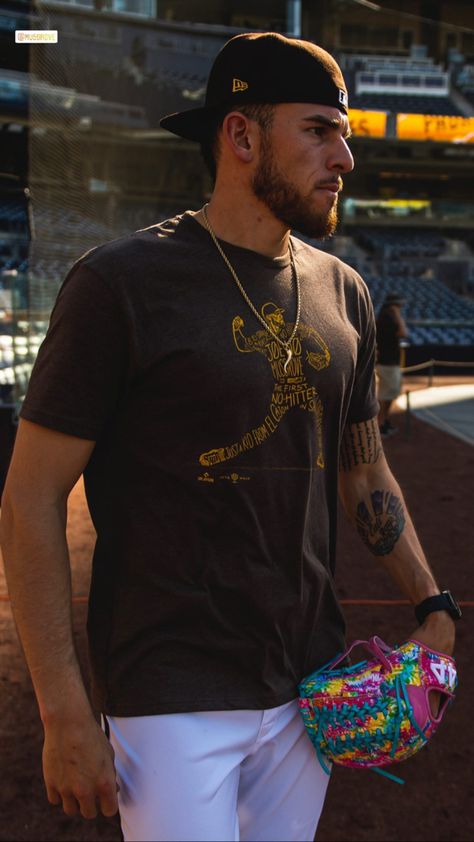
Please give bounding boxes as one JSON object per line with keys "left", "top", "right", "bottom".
{"left": 340, "top": 418, "right": 381, "bottom": 472}
{"left": 356, "top": 490, "right": 406, "bottom": 556}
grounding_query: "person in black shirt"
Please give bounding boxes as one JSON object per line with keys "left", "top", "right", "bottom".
{"left": 376, "top": 292, "right": 408, "bottom": 436}
{"left": 1, "top": 33, "right": 456, "bottom": 842}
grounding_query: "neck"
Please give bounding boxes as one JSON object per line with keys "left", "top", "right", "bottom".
{"left": 194, "top": 188, "right": 290, "bottom": 259}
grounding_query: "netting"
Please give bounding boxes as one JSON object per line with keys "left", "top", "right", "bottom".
{"left": 17, "top": 2, "right": 224, "bottom": 401}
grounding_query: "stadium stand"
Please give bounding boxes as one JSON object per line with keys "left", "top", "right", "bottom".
{"left": 0, "top": 202, "right": 186, "bottom": 301}
{"left": 348, "top": 93, "right": 462, "bottom": 116}
{"left": 452, "top": 63, "right": 474, "bottom": 108}
{"left": 339, "top": 48, "right": 467, "bottom": 116}
{"left": 356, "top": 228, "right": 446, "bottom": 260}
{"left": 0, "top": 199, "right": 28, "bottom": 233}
{"left": 47, "top": 55, "right": 207, "bottom": 126}
{"left": 298, "top": 226, "right": 474, "bottom": 348}
{"left": 366, "top": 274, "right": 474, "bottom": 344}
{"left": 0, "top": 72, "right": 28, "bottom": 117}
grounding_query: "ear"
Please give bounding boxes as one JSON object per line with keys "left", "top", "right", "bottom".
{"left": 220, "top": 111, "right": 257, "bottom": 164}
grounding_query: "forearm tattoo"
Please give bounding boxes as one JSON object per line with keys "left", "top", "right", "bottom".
{"left": 356, "top": 490, "right": 406, "bottom": 556}
{"left": 340, "top": 418, "right": 381, "bottom": 471}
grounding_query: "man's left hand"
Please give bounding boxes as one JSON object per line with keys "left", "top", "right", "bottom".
{"left": 409, "top": 611, "right": 456, "bottom": 716}
{"left": 410, "top": 610, "right": 455, "bottom": 656}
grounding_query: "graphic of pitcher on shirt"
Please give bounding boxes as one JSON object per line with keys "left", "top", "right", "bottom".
{"left": 199, "top": 302, "right": 331, "bottom": 470}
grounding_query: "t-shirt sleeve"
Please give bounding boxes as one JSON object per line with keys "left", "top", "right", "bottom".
{"left": 20, "top": 261, "right": 130, "bottom": 440}
{"left": 345, "top": 281, "right": 379, "bottom": 425}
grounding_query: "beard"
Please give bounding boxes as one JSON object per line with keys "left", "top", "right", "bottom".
{"left": 251, "top": 137, "right": 340, "bottom": 240}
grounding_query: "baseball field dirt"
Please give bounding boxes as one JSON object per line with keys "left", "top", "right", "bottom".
{"left": 0, "top": 405, "right": 472, "bottom": 842}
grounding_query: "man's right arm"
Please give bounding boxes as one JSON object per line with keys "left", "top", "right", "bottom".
{"left": 0, "top": 419, "right": 118, "bottom": 819}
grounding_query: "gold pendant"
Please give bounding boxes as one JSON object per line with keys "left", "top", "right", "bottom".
{"left": 283, "top": 347, "right": 292, "bottom": 373}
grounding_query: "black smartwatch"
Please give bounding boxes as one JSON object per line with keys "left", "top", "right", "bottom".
{"left": 414, "top": 590, "right": 462, "bottom": 625}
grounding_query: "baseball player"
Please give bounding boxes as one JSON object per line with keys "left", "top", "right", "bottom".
{"left": 1, "top": 33, "right": 459, "bottom": 842}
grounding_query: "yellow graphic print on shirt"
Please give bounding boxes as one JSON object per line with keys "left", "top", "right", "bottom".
{"left": 199, "top": 302, "right": 331, "bottom": 470}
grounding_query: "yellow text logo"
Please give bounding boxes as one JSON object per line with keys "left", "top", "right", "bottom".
{"left": 232, "top": 78, "right": 249, "bottom": 93}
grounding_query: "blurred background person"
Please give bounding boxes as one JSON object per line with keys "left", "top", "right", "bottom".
{"left": 376, "top": 292, "right": 408, "bottom": 436}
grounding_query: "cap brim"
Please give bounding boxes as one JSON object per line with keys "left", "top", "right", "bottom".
{"left": 160, "top": 106, "right": 219, "bottom": 142}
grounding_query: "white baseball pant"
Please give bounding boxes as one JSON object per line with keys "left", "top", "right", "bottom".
{"left": 105, "top": 698, "right": 330, "bottom": 841}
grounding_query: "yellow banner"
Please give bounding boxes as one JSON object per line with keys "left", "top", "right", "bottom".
{"left": 348, "top": 109, "right": 387, "bottom": 138}
{"left": 397, "top": 114, "right": 474, "bottom": 143}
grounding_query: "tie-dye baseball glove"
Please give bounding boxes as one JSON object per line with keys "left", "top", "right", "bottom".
{"left": 298, "top": 636, "right": 456, "bottom": 783}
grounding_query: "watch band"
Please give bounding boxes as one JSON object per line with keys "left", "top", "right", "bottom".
{"left": 414, "top": 590, "right": 462, "bottom": 625}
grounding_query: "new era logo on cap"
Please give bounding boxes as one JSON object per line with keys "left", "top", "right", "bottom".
{"left": 232, "top": 78, "right": 249, "bottom": 93}
{"left": 339, "top": 89, "right": 348, "bottom": 107}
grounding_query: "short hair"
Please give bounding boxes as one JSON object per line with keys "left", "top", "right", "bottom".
{"left": 200, "top": 103, "right": 275, "bottom": 181}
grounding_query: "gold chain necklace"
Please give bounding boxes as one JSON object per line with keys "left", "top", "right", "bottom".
{"left": 202, "top": 204, "right": 301, "bottom": 373}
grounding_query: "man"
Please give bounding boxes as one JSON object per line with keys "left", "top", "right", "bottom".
{"left": 376, "top": 292, "right": 408, "bottom": 436}
{"left": 0, "top": 33, "right": 459, "bottom": 842}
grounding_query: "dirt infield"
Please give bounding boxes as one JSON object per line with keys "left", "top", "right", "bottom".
{"left": 0, "top": 406, "right": 473, "bottom": 842}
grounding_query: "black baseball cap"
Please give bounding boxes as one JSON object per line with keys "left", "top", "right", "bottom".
{"left": 160, "top": 32, "right": 348, "bottom": 142}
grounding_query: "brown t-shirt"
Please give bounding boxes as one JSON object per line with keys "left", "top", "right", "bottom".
{"left": 20, "top": 212, "right": 378, "bottom": 715}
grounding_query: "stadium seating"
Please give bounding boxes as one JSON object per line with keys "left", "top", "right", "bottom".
{"left": 0, "top": 70, "right": 28, "bottom": 116}
{"left": 356, "top": 228, "right": 446, "bottom": 260}
{"left": 299, "top": 226, "right": 474, "bottom": 347}
{"left": 347, "top": 231, "right": 474, "bottom": 346}
{"left": 340, "top": 52, "right": 465, "bottom": 116}
{"left": 348, "top": 93, "right": 462, "bottom": 116}
{"left": 40, "top": 51, "right": 208, "bottom": 128}
{"left": 33, "top": 206, "right": 113, "bottom": 241}
{"left": 0, "top": 203, "right": 187, "bottom": 298}
{"left": 0, "top": 199, "right": 28, "bottom": 232}
{"left": 452, "top": 63, "right": 474, "bottom": 108}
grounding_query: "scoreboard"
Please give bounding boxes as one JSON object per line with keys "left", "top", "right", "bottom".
{"left": 349, "top": 110, "right": 474, "bottom": 143}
